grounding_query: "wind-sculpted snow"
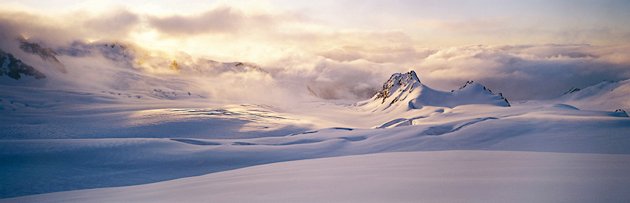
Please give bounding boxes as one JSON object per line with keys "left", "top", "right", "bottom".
{"left": 1, "top": 100, "right": 629, "bottom": 198}
{"left": 7, "top": 151, "right": 630, "bottom": 203}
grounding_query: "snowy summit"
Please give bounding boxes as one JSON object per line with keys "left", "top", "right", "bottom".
{"left": 360, "top": 70, "right": 510, "bottom": 111}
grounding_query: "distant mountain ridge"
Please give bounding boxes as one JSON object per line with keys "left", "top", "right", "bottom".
{"left": 0, "top": 36, "right": 272, "bottom": 102}
{"left": 360, "top": 71, "right": 510, "bottom": 111}
{"left": 18, "top": 37, "right": 67, "bottom": 73}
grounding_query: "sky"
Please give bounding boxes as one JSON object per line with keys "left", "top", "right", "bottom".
{"left": 1, "top": 0, "right": 630, "bottom": 101}
{"left": 3, "top": 0, "right": 629, "bottom": 58}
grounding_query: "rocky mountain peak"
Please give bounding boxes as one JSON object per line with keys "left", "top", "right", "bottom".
{"left": 361, "top": 71, "right": 510, "bottom": 111}
{"left": 375, "top": 70, "right": 421, "bottom": 103}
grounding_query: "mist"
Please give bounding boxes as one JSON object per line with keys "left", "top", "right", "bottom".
{"left": 1, "top": 5, "right": 630, "bottom": 104}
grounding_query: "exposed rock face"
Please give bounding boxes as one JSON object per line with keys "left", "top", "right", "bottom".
{"left": 613, "top": 109, "right": 628, "bottom": 117}
{"left": 56, "top": 41, "right": 137, "bottom": 68}
{"left": 563, "top": 87, "right": 581, "bottom": 95}
{"left": 0, "top": 50, "right": 46, "bottom": 80}
{"left": 18, "top": 37, "right": 67, "bottom": 73}
{"left": 375, "top": 71, "right": 421, "bottom": 104}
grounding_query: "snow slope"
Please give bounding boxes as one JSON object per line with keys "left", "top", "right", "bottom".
{"left": 6, "top": 151, "right": 630, "bottom": 203}
{"left": 559, "top": 79, "right": 630, "bottom": 112}
{"left": 0, "top": 86, "right": 317, "bottom": 140}
{"left": 1, "top": 70, "right": 629, "bottom": 199}
{"left": 1, "top": 101, "right": 629, "bottom": 198}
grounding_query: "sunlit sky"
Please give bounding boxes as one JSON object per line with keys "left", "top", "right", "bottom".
{"left": 3, "top": 0, "right": 629, "bottom": 63}
{"left": 1, "top": 0, "right": 630, "bottom": 100}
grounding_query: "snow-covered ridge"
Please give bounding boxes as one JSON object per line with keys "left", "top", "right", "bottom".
{"left": 359, "top": 70, "right": 510, "bottom": 112}
{"left": 0, "top": 36, "right": 276, "bottom": 103}
{"left": 559, "top": 79, "right": 630, "bottom": 112}
{"left": 53, "top": 39, "right": 268, "bottom": 76}
{"left": 8, "top": 36, "right": 268, "bottom": 78}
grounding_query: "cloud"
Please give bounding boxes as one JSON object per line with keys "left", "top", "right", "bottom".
{"left": 147, "top": 7, "right": 245, "bottom": 35}
{"left": 319, "top": 45, "right": 434, "bottom": 64}
{"left": 145, "top": 6, "right": 302, "bottom": 37}
{"left": 301, "top": 59, "right": 386, "bottom": 100}
{"left": 270, "top": 42, "right": 630, "bottom": 102}
{"left": 2, "top": 5, "right": 630, "bottom": 104}
{"left": 82, "top": 9, "right": 141, "bottom": 38}
{"left": 0, "top": 11, "right": 68, "bottom": 44}
{"left": 0, "top": 8, "right": 141, "bottom": 46}
{"left": 415, "top": 44, "right": 630, "bottom": 100}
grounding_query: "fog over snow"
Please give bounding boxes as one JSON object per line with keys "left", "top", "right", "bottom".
{"left": 1, "top": 1, "right": 630, "bottom": 102}
{"left": 1, "top": 0, "right": 630, "bottom": 202}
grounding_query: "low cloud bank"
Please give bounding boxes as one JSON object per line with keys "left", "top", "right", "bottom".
{"left": 1, "top": 6, "right": 629, "bottom": 103}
